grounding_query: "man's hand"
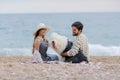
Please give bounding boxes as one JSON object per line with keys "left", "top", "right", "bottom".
{"left": 61, "top": 52, "right": 68, "bottom": 57}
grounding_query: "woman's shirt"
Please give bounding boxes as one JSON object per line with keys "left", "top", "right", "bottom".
{"left": 34, "top": 37, "right": 49, "bottom": 61}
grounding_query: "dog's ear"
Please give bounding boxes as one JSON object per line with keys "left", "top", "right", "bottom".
{"left": 52, "top": 41, "right": 55, "bottom": 46}
{"left": 52, "top": 41, "right": 57, "bottom": 49}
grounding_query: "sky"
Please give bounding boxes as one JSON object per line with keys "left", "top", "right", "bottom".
{"left": 0, "top": 0, "right": 120, "bottom": 13}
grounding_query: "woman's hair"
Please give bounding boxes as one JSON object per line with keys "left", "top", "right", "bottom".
{"left": 32, "top": 29, "right": 46, "bottom": 54}
{"left": 35, "top": 29, "right": 40, "bottom": 40}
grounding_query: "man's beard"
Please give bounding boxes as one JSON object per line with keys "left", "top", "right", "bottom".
{"left": 72, "top": 33, "right": 79, "bottom": 36}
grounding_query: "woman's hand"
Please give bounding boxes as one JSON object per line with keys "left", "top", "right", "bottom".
{"left": 44, "top": 38, "right": 48, "bottom": 43}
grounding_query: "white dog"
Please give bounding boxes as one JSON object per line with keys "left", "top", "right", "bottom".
{"left": 49, "top": 32, "right": 72, "bottom": 61}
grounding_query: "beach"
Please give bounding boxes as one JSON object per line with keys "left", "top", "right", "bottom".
{"left": 0, "top": 56, "right": 120, "bottom": 80}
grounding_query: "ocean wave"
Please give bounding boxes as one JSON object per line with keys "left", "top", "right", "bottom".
{"left": 89, "top": 44, "right": 120, "bottom": 56}
{"left": 0, "top": 48, "right": 32, "bottom": 56}
{"left": 0, "top": 44, "right": 120, "bottom": 56}
{"left": 0, "top": 47, "right": 58, "bottom": 56}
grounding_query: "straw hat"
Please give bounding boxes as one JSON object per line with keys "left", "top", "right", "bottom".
{"left": 33, "top": 23, "right": 50, "bottom": 36}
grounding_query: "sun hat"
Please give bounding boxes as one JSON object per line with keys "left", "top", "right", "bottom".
{"left": 33, "top": 23, "right": 50, "bottom": 36}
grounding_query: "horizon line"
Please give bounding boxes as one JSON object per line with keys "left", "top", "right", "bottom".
{"left": 0, "top": 11, "right": 120, "bottom": 14}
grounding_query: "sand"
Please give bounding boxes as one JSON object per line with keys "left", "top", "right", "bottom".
{"left": 0, "top": 56, "right": 120, "bottom": 80}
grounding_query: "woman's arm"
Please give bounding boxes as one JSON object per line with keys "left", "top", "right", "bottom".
{"left": 34, "top": 39, "right": 40, "bottom": 51}
{"left": 33, "top": 38, "right": 43, "bottom": 62}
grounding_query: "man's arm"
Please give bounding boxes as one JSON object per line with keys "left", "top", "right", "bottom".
{"left": 61, "top": 52, "right": 68, "bottom": 57}
{"left": 61, "top": 38, "right": 81, "bottom": 57}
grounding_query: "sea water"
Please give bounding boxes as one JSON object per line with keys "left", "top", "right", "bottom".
{"left": 0, "top": 13, "right": 120, "bottom": 56}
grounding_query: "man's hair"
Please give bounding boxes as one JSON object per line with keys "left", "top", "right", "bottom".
{"left": 71, "top": 21, "right": 83, "bottom": 31}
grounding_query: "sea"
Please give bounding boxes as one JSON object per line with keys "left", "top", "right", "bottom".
{"left": 0, "top": 12, "right": 120, "bottom": 56}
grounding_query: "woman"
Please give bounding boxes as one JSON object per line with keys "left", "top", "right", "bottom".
{"left": 32, "top": 23, "right": 58, "bottom": 63}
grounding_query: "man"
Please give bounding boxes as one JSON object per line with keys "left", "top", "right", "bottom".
{"left": 61, "top": 21, "right": 89, "bottom": 63}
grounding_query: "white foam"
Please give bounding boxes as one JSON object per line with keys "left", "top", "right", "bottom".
{"left": 0, "top": 47, "right": 58, "bottom": 56}
{"left": 0, "top": 48, "right": 32, "bottom": 56}
{"left": 0, "top": 44, "right": 120, "bottom": 56}
{"left": 89, "top": 44, "right": 120, "bottom": 56}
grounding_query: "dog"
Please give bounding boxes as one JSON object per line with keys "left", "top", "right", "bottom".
{"left": 49, "top": 32, "right": 88, "bottom": 63}
{"left": 49, "top": 32, "right": 72, "bottom": 61}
